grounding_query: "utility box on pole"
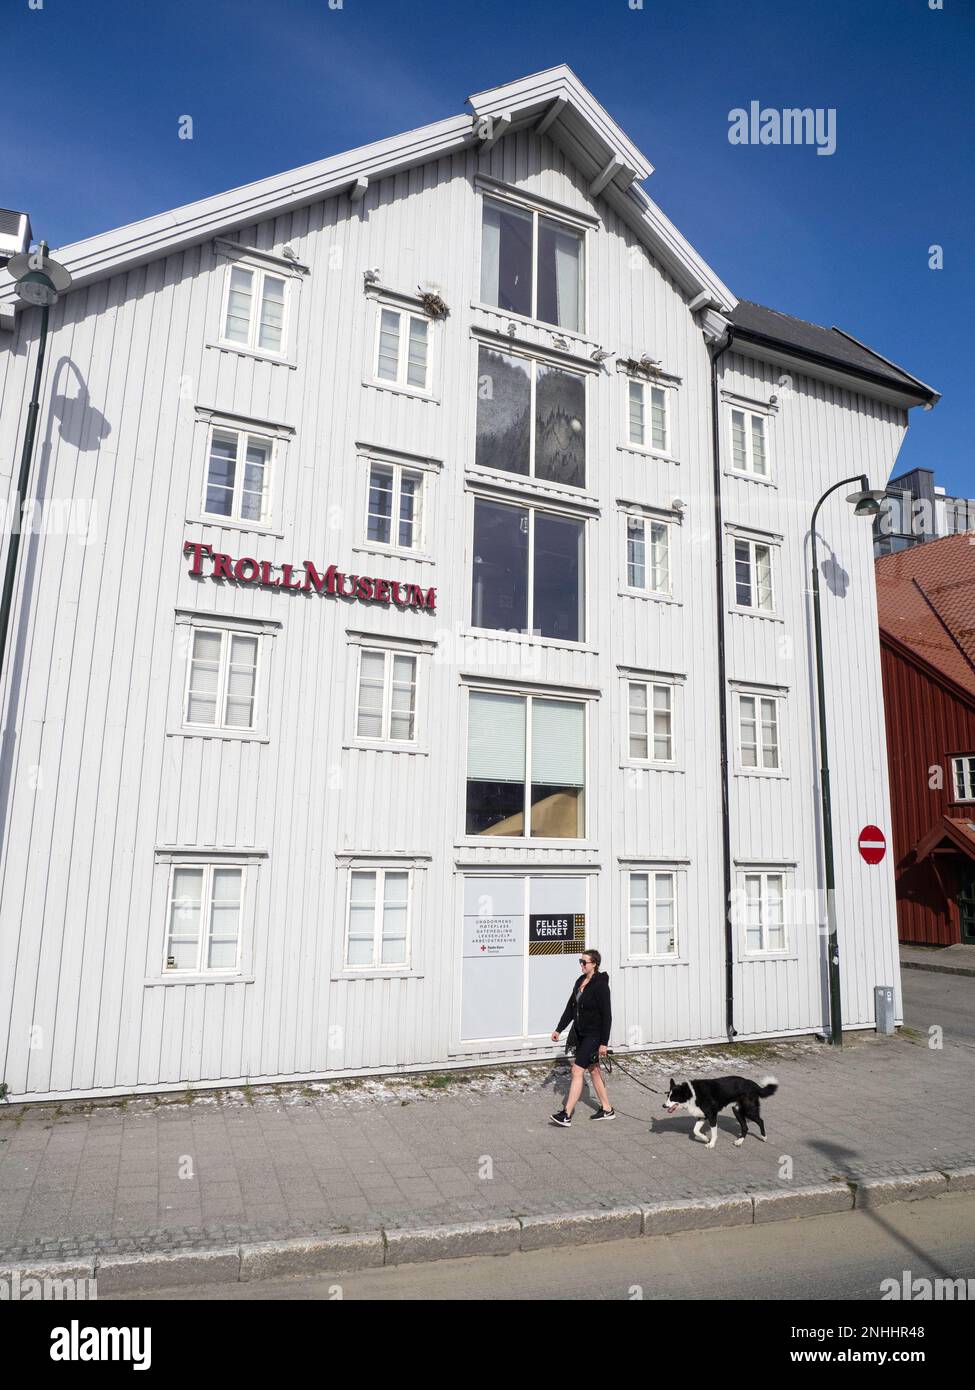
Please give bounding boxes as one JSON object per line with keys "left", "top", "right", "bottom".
{"left": 874, "top": 985, "right": 895, "bottom": 1035}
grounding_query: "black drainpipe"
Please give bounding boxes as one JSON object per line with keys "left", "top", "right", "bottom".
{"left": 708, "top": 323, "right": 737, "bottom": 1042}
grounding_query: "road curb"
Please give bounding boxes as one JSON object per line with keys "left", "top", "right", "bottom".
{"left": 899, "top": 957, "right": 975, "bottom": 978}
{"left": 0, "top": 1165, "right": 970, "bottom": 1294}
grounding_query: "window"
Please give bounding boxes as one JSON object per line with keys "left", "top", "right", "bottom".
{"left": 734, "top": 537, "right": 774, "bottom": 611}
{"left": 374, "top": 306, "right": 430, "bottom": 391}
{"left": 366, "top": 463, "right": 423, "bottom": 550}
{"left": 221, "top": 263, "right": 288, "bottom": 355}
{"left": 738, "top": 693, "right": 780, "bottom": 770}
{"left": 628, "top": 872, "right": 677, "bottom": 957}
{"left": 184, "top": 627, "right": 260, "bottom": 731}
{"left": 466, "top": 691, "right": 585, "bottom": 839}
{"left": 165, "top": 863, "right": 243, "bottom": 973}
{"left": 475, "top": 346, "right": 586, "bottom": 489}
{"left": 471, "top": 496, "right": 585, "bottom": 642}
{"left": 628, "top": 380, "right": 668, "bottom": 452}
{"left": 480, "top": 195, "right": 585, "bottom": 332}
{"left": 628, "top": 682, "right": 674, "bottom": 762}
{"left": 356, "top": 648, "right": 417, "bottom": 743}
{"left": 346, "top": 869, "right": 410, "bottom": 968}
{"left": 204, "top": 427, "right": 273, "bottom": 525}
{"left": 742, "top": 872, "right": 786, "bottom": 954}
{"left": 626, "top": 516, "right": 670, "bottom": 594}
{"left": 730, "top": 408, "right": 768, "bottom": 477}
{"left": 952, "top": 755, "right": 975, "bottom": 801}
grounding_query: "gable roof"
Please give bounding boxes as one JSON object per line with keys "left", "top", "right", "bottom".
{"left": 0, "top": 65, "right": 735, "bottom": 312}
{"left": 876, "top": 533, "right": 975, "bottom": 701}
{"left": 730, "top": 300, "right": 939, "bottom": 407}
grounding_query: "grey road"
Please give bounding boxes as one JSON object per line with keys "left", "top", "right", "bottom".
{"left": 901, "top": 968, "right": 975, "bottom": 1049}
{"left": 132, "top": 1190, "right": 975, "bottom": 1301}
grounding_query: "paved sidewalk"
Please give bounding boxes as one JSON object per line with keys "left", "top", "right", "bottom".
{"left": 1, "top": 1027, "right": 973, "bottom": 1273}
{"left": 900, "top": 942, "right": 975, "bottom": 977}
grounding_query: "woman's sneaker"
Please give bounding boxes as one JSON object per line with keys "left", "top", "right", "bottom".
{"left": 550, "top": 1109, "right": 571, "bottom": 1127}
{"left": 590, "top": 1107, "right": 616, "bottom": 1120}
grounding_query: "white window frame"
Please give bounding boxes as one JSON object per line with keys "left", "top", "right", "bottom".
{"left": 470, "top": 495, "right": 588, "bottom": 644}
{"left": 626, "top": 680, "right": 676, "bottom": 765}
{"left": 736, "top": 690, "right": 783, "bottom": 773}
{"left": 354, "top": 646, "right": 419, "bottom": 746}
{"left": 626, "top": 378, "right": 670, "bottom": 455}
{"left": 729, "top": 406, "right": 770, "bottom": 478}
{"left": 475, "top": 345, "right": 588, "bottom": 490}
{"left": 182, "top": 625, "right": 262, "bottom": 733}
{"left": 163, "top": 861, "right": 246, "bottom": 976}
{"left": 732, "top": 535, "right": 776, "bottom": 613}
{"left": 740, "top": 870, "right": 789, "bottom": 956}
{"left": 343, "top": 866, "right": 413, "bottom": 971}
{"left": 365, "top": 460, "right": 424, "bottom": 552}
{"left": 202, "top": 424, "right": 275, "bottom": 526}
{"left": 624, "top": 513, "right": 671, "bottom": 596}
{"left": 464, "top": 687, "right": 589, "bottom": 843}
{"left": 219, "top": 260, "right": 291, "bottom": 358}
{"left": 373, "top": 304, "right": 433, "bottom": 394}
{"left": 479, "top": 191, "right": 588, "bottom": 333}
{"left": 626, "top": 869, "right": 679, "bottom": 960}
{"left": 952, "top": 755, "right": 975, "bottom": 802}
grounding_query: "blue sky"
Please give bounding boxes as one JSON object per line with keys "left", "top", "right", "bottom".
{"left": 7, "top": 0, "right": 972, "bottom": 494}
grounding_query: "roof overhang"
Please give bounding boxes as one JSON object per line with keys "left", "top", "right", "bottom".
{"left": 0, "top": 65, "right": 735, "bottom": 315}
{"left": 729, "top": 330, "right": 937, "bottom": 411}
{"left": 917, "top": 816, "right": 975, "bottom": 863}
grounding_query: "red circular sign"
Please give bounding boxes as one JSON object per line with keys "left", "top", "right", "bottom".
{"left": 858, "top": 825, "right": 886, "bottom": 864}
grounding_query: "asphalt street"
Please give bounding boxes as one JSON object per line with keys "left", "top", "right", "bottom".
{"left": 901, "top": 968, "right": 975, "bottom": 1049}
{"left": 130, "top": 1190, "right": 975, "bottom": 1301}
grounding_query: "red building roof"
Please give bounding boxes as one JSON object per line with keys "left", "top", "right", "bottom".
{"left": 876, "top": 533, "right": 975, "bottom": 701}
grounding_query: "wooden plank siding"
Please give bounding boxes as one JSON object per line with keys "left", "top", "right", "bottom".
{"left": 0, "top": 124, "right": 909, "bottom": 1098}
{"left": 880, "top": 639, "right": 975, "bottom": 944}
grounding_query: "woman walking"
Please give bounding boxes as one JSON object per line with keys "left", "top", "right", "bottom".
{"left": 550, "top": 948, "right": 614, "bottom": 1125}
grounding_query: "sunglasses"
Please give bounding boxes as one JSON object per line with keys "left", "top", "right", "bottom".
{"left": 579, "top": 958, "right": 591, "bottom": 965}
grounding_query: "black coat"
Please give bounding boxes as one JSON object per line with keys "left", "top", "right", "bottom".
{"left": 557, "top": 972, "right": 611, "bottom": 1045}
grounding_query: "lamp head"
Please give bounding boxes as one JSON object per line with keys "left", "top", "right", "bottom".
{"left": 846, "top": 475, "right": 887, "bottom": 518}
{"left": 7, "top": 242, "right": 72, "bottom": 306}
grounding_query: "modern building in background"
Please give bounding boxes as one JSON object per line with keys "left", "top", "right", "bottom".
{"left": 877, "top": 533, "right": 975, "bottom": 946}
{"left": 874, "top": 466, "right": 975, "bottom": 556}
{"left": 0, "top": 68, "right": 937, "bottom": 1100}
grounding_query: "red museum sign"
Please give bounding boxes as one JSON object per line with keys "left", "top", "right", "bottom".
{"left": 184, "top": 541, "right": 436, "bottom": 611}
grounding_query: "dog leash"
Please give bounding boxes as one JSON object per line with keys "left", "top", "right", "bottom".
{"left": 566, "top": 1046, "right": 664, "bottom": 1096}
{"left": 605, "top": 1051, "right": 665, "bottom": 1095}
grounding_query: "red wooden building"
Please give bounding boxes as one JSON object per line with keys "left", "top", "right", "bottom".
{"left": 876, "top": 533, "right": 975, "bottom": 945}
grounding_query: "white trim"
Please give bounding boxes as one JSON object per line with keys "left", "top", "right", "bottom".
{"left": 469, "top": 491, "right": 588, "bottom": 643}
{"left": 463, "top": 685, "right": 589, "bottom": 844}
{"left": 217, "top": 256, "right": 291, "bottom": 360}
{"left": 1, "top": 68, "right": 735, "bottom": 311}
{"left": 624, "top": 867, "right": 682, "bottom": 962}
{"left": 372, "top": 302, "right": 434, "bottom": 394}
{"left": 364, "top": 455, "right": 426, "bottom": 554}
{"left": 161, "top": 859, "right": 248, "bottom": 978}
{"left": 951, "top": 754, "right": 975, "bottom": 802}
{"left": 353, "top": 644, "right": 420, "bottom": 748}
{"left": 342, "top": 865, "right": 414, "bottom": 972}
{"left": 201, "top": 421, "right": 276, "bottom": 528}
{"left": 180, "top": 621, "right": 265, "bottom": 736}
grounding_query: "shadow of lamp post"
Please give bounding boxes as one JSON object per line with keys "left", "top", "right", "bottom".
{"left": 811, "top": 473, "right": 887, "bottom": 1046}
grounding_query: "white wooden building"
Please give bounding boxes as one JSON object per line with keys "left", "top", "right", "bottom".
{"left": 0, "top": 67, "right": 938, "bottom": 1100}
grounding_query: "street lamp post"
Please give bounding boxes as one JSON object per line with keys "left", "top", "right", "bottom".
{"left": 0, "top": 242, "right": 71, "bottom": 685}
{"left": 810, "top": 473, "right": 886, "bottom": 1046}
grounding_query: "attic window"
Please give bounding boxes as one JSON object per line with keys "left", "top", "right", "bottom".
{"left": 480, "top": 196, "right": 585, "bottom": 333}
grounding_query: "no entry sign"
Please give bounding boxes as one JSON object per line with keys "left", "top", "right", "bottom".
{"left": 858, "top": 825, "right": 886, "bottom": 864}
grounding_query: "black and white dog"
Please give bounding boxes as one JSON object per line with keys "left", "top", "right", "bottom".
{"left": 663, "top": 1075, "right": 778, "bottom": 1149}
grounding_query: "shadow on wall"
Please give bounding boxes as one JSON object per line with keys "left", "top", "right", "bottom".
{"left": 0, "top": 355, "right": 113, "bottom": 858}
